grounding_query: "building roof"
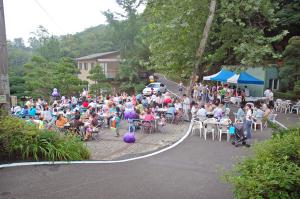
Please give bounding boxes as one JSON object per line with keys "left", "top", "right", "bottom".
{"left": 76, "top": 51, "right": 119, "bottom": 61}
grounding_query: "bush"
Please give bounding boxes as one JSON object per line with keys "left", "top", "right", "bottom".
{"left": 274, "top": 91, "right": 298, "bottom": 101}
{"left": 0, "top": 116, "right": 90, "bottom": 162}
{"left": 224, "top": 128, "right": 300, "bottom": 199}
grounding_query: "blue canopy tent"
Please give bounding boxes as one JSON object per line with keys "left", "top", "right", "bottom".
{"left": 227, "top": 72, "right": 264, "bottom": 85}
{"left": 203, "top": 69, "right": 235, "bottom": 82}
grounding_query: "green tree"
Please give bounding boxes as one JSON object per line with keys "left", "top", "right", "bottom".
{"left": 24, "top": 55, "right": 55, "bottom": 98}
{"left": 103, "top": 0, "right": 149, "bottom": 92}
{"left": 87, "top": 65, "right": 111, "bottom": 95}
{"left": 207, "top": 0, "right": 288, "bottom": 66}
{"left": 279, "top": 36, "right": 300, "bottom": 92}
{"left": 144, "top": 0, "right": 209, "bottom": 78}
{"left": 52, "top": 57, "right": 86, "bottom": 96}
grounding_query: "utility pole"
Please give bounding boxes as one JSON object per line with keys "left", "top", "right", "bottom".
{"left": 0, "top": 0, "right": 10, "bottom": 113}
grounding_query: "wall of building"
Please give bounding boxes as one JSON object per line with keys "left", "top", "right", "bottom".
{"left": 265, "top": 66, "right": 279, "bottom": 91}
{"left": 77, "top": 52, "right": 121, "bottom": 86}
{"left": 77, "top": 59, "right": 97, "bottom": 84}
{"left": 243, "top": 67, "right": 265, "bottom": 97}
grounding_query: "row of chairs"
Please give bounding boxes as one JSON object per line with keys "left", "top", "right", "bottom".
{"left": 191, "top": 119, "right": 231, "bottom": 142}
{"left": 275, "top": 99, "right": 299, "bottom": 114}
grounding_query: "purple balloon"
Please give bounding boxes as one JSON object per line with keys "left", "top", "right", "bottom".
{"left": 123, "top": 132, "right": 135, "bottom": 143}
{"left": 52, "top": 88, "right": 59, "bottom": 97}
{"left": 124, "top": 110, "right": 136, "bottom": 120}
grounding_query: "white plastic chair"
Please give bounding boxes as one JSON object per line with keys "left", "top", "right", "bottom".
{"left": 203, "top": 120, "right": 215, "bottom": 140}
{"left": 275, "top": 99, "right": 282, "bottom": 112}
{"left": 224, "top": 108, "right": 230, "bottom": 118}
{"left": 192, "top": 120, "right": 203, "bottom": 137}
{"left": 252, "top": 118, "right": 263, "bottom": 132}
{"left": 290, "top": 105, "right": 299, "bottom": 115}
{"left": 280, "top": 102, "right": 290, "bottom": 114}
{"left": 218, "top": 124, "right": 230, "bottom": 142}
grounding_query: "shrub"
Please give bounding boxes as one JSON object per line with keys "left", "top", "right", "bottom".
{"left": 0, "top": 116, "right": 90, "bottom": 162}
{"left": 274, "top": 91, "right": 298, "bottom": 101}
{"left": 224, "top": 128, "right": 300, "bottom": 199}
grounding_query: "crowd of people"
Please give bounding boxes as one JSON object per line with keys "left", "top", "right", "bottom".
{"left": 11, "top": 90, "right": 188, "bottom": 141}
{"left": 181, "top": 82, "right": 278, "bottom": 140}
{"left": 10, "top": 81, "right": 283, "bottom": 142}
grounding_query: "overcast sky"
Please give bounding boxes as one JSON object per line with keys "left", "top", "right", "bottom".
{"left": 3, "top": 0, "right": 132, "bottom": 42}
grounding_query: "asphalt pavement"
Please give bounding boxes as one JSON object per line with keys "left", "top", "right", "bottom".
{"left": 0, "top": 74, "right": 271, "bottom": 199}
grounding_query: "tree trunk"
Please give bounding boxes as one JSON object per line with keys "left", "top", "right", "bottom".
{"left": 188, "top": 0, "right": 217, "bottom": 96}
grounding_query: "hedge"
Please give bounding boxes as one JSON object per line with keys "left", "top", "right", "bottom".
{"left": 0, "top": 115, "right": 90, "bottom": 162}
{"left": 224, "top": 128, "right": 300, "bottom": 199}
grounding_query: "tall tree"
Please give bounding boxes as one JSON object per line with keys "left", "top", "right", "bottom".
{"left": 87, "top": 65, "right": 111, "bottom": 95}
{"left": 188, "top": 0, "right": 217, "bottom": 94}
{"left": 278, "top": 36, "right": 300, "bottom": 92}
{"left": 103, "top": 0, "right": 149, "bottom": 92}
{"left": 144, "top": 0, "right": 209, "bottom": 78}
{"left": 52, "top": 57, "right": 86, "bottom": 96}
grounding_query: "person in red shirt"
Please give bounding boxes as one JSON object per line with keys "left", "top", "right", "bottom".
{"left": 82, "top": 100, "right": 89, "bottom": 108}
{"left": 144, "top": 110, "right": 155, "bottom": 122}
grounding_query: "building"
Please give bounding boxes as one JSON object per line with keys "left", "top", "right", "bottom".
{"left": 76, "top": 51, "right": 121, "bottom": 84}
{"left": 224, "top": 65, "right": 279, "bottom": 97}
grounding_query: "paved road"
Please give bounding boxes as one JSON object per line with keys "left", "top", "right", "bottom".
{"left": 0, "top": 74, "right": 272, "bottom": 199}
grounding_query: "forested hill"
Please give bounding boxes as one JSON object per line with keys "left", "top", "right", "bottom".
{"left": 59, "top": 24, "right": 120, "bottom": 58}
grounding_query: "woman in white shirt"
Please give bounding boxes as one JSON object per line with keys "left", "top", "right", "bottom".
{"left": 245, "top": 104, "right": 253, "bottom": 139}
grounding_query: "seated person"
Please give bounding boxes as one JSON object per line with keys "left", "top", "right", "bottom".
{"left": 174, "top": 99, "right": 182, "bottom": 111}
{"left": 197, "top": 105, "right": 207, "bottom": 119}
{"left": 135, "top": 100, "right": 144, "bottom": 114}
{"left": 191, "top": 102, "right": 199, "bottom": 119}
{"left": 82, "top": 100, "right": 89, "bottom": 109}
{"left": 166, "top": 104, "right": 176, "bottom": 116}
{"left": 236, "top": 104, "right": 245, "bottom": 121}
{"left": 144, "top": 110, "right": 155, "bottom": 122}
{"left": 213, "top": 103, "right": 224, "bottom": 119}
{"left": 21, "top": 105, "right": 29, "bottom": 117}
{"left": 55, "top": 114, "right": 68, "bottom": 129}
{"left": 263, "top": 105, "right": 272, "bottom": 127}
{"left": 254, "top": 107, "right": 264, "bottom": 120}
{"left": 29, "top": 106, "right": 37, "bottom": 117}
{"left": 205, "top": 103, "right": 213, "bottom": 113}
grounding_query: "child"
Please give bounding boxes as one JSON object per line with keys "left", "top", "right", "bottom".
{"left": 111, "top": 112, "right": 121, "bottom": 137}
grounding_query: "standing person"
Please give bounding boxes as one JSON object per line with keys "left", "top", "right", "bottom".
{"left": 193, "top": 83, "right": 199, "bottom": 100}
{"left": 111, "top": 112, "right": 121, "bottom": 137}
{"left": 245, "top": 104, "right": 253, "bottom": 139}
{"left": 182, "top": 94, "right": 191, "bottom": 121}
{"left": 178, "top": 81, "right": 183, "bottom": 95}
{"left": 244, "top": 86, "right": 250, "bottom": 97}
{"left": 268, "top": 89, "right": 274, "bottom": 108}
{"left": 219, "top": 86, "right": 226, "bottom": 102}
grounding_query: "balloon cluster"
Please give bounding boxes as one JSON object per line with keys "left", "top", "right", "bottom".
{"left": 124, "top": 109, "right": 137, "bottom": 120}
{"left": 52, "top": 88, "right": 59, "bottom": 97}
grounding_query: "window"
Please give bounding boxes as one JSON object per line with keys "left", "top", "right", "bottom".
{"left": 91, "top": 62, "right": 95, "bottom": 69}
{"left": 269, "top": 79, "right": 273, "bottom": 90}
{"left": 78, "top": 63, "right": 82, "bottom": 70}
{"left": 273, "top": 79, "right": 278, "bottom": 90}
{"left": 269, "top": 78, "right": 279, "bottom": 90}
{"left": 99, "top": 63, "right": 107, "bottom": 76}
{"left": 84, "top": 63, "right": 88, "bottom": 70}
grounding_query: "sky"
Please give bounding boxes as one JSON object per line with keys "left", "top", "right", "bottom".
{"left": 3, "top": 0, "right": 129, "bottom": 42}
